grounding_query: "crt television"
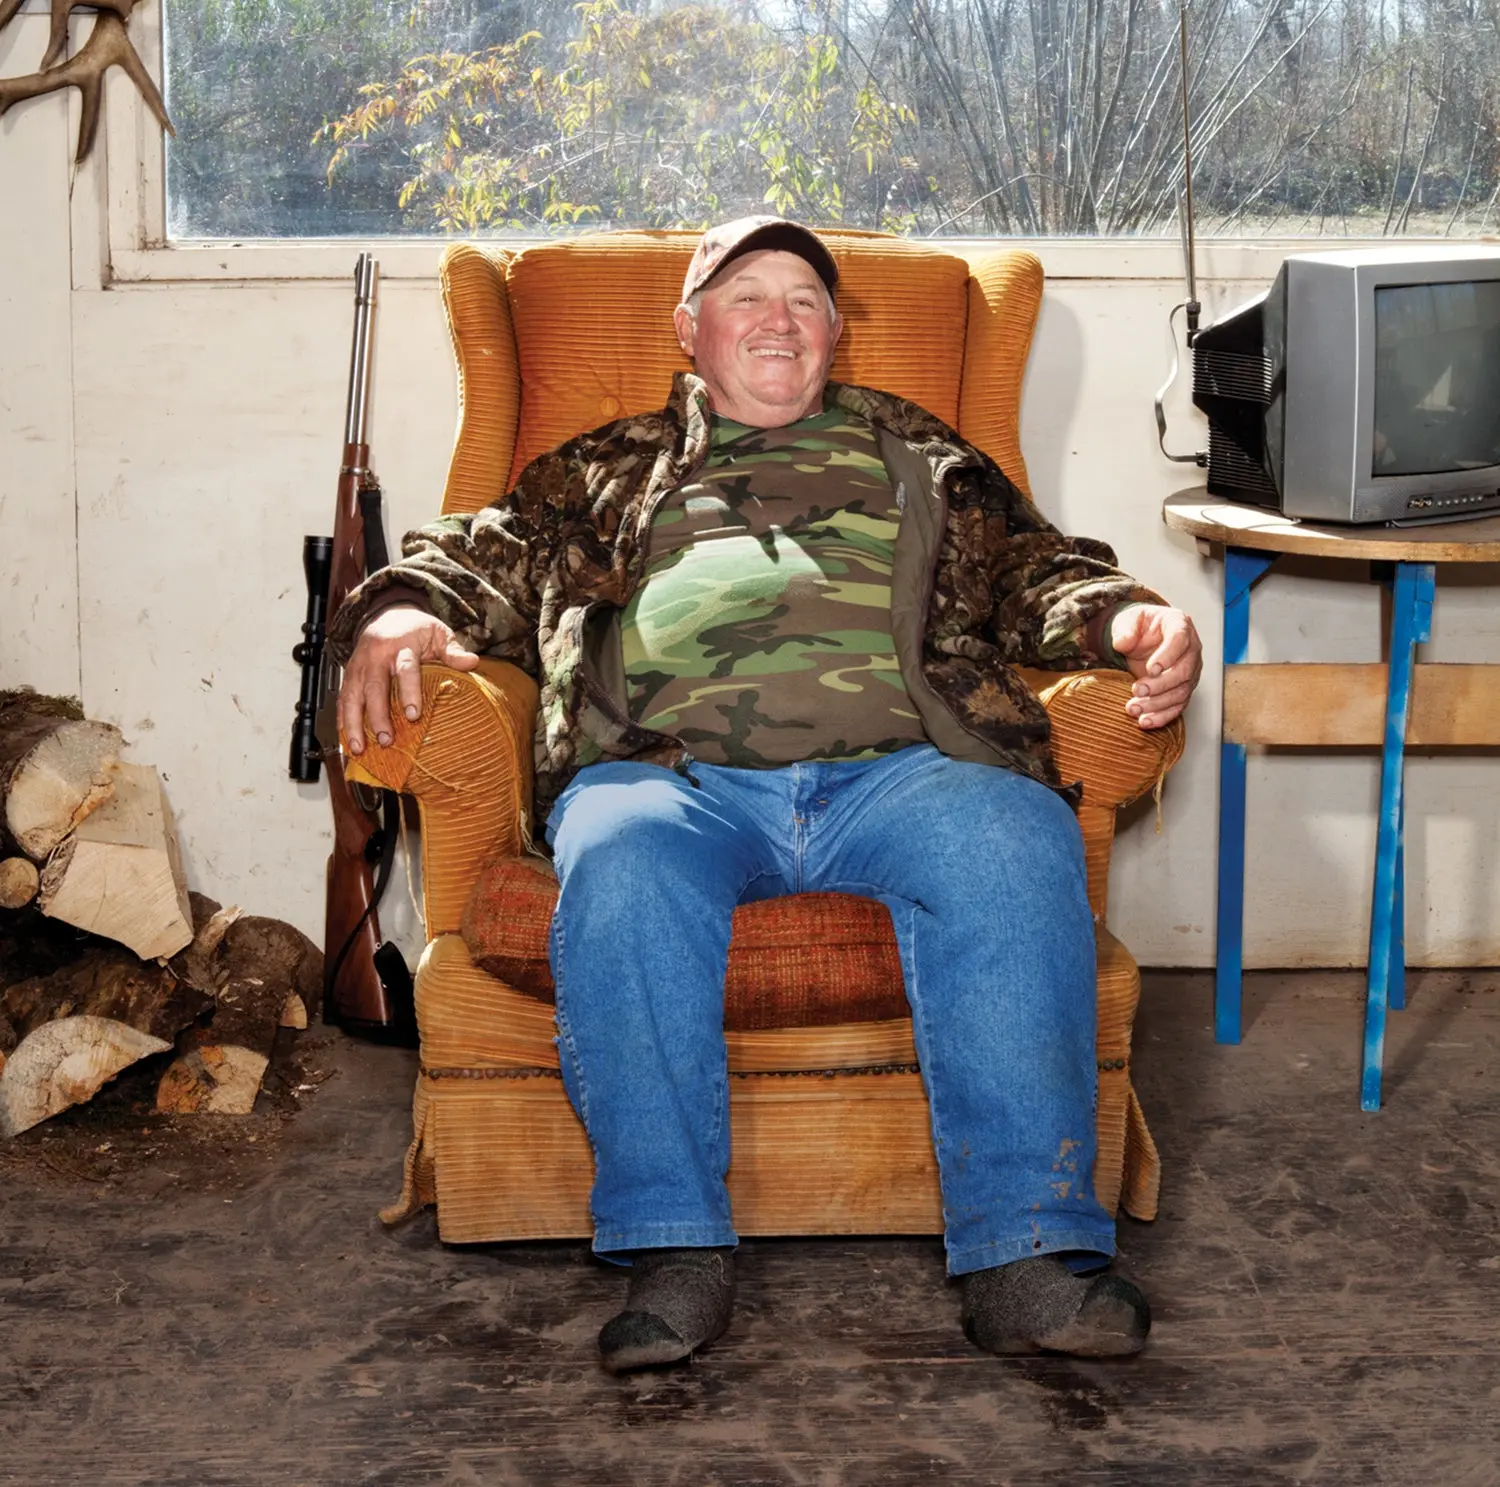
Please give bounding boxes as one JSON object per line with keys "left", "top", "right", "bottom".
{"left": 1192, "top": 245, "right": 1500, "bottom": 525}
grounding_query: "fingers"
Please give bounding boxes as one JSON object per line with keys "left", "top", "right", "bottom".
{"left": 338, "top": 665, "right": 368, "bottom": 756}
{"left": 338, "top": 612, "right": 480, "bottom": 756}
{"left": 1137, "top": 708, "right": 1180, "bottom": 730}
{"left": 1123, "top": 610, "right": 1201, "bottom": 729}
{"left": 389, "top": 629, "right": 477, "bottom": 728}
{"left": 1130, "top": 653, "right": 1197, "bottom": 700}
{"left": 338, "top": 654, "right": 395, "bottom": 755}
{"left": 1130, "top": 679, "right": 1194, "bottom": 728}
{"left": 361, "top": 665, "right": 397, "bottom": 749}
{"left": 1144, "top": 616, "right": 1195, "bottom": 678}
{"left": 443, "top": 635, "right": 481, "bottom": 671}
{"left": 393, "top": 646, "right": 424, "bottom": 724}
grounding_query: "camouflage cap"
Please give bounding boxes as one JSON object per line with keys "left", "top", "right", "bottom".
{"left": 681, "top": 216, "right": 839, "bottom": 303}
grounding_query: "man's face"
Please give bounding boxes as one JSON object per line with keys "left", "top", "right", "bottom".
{"left": 674, "top": 248, "right": 843, "bottom": 428}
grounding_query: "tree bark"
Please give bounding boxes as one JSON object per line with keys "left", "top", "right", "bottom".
{"left": 0, "top": 691, "right": 121, "bottom": 861}
{"left": 156, "top": 915, "right": 323, "bottom": 1116}
{"left": 0, "top": 947, "right": 212, "bottom": 1136}
{"left": 0, "top": 857, "right": 39, "bottom": 909}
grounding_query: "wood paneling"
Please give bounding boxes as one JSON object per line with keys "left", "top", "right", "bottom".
{"left": 1224, "top": 662, "right": 1500, "bottom": 746}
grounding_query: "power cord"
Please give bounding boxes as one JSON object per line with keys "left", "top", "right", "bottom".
{"left": 1155, "top": 299, "right": 1208, "bottom": 467}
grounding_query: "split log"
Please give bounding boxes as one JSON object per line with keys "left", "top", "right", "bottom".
{"left": 37, "top": 762, "right": 193, "bottom": 959}
{"left": 167, "top": 893, "right": 242, "bottom": 997}
{"left": 0, "top": 857, "right": 39, "bottom": 909}
{"left": 0, "top": 947, "right": 212, "bottom": 1136}
{"left": 0, "top": 690, "right": 121, "bottom": 861}
{"left": 156, "top": 916, "right": 322, "bottom": 1116}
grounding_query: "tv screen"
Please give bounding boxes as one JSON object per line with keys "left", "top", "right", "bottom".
{"left": 1372, "top": 281, "right": 1500, "bottom": 479}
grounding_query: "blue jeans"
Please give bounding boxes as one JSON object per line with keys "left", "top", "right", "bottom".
{"left": 544, "top": 743, "right": 1115, "bottom": 1276}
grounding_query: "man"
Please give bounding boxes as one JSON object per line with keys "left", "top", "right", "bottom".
{"left": 331, "top": 217, "right": 1201, "bottom": 1374}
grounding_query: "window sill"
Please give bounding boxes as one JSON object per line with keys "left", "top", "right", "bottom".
{"left": 106, "top": 235, "right": 1395, "bottom": 288}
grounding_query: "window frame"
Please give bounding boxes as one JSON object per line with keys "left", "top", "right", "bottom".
{"left": 104, "top": 1, "right": 1439, "bottom": 289}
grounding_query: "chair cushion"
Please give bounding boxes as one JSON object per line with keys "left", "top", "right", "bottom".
{"left": 460, "top": 855, "right": 909, "bottom": 1031}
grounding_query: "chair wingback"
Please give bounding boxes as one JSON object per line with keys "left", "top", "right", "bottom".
{"left": 437, "top": 234, "right": 1044, "bottom": 514}
{"left": 961, "top": 251, "right": 1042, "bottom": 499}
{"left": 438, "top": 245, "right": 521, "bottom": 517}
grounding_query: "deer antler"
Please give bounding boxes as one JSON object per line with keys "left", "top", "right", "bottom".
{"left": 0, "top": 4, "right": 172, "bottom": 164}
{"left": 0, "top": 0, "right": 142, "bottom": 66}
{"left": 43, "top": 0, "right": 146, "bottom": 71}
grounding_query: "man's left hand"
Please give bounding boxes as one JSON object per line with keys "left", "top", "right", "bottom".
{"left": 1109, "top": 605, "right": 1202, "bottom": 729}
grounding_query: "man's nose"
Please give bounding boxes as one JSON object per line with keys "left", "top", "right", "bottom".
{"left": 760, "top": 297, "right": 796, "bottom": 331}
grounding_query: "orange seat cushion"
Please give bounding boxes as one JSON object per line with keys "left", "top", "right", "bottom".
{"left": 461, "top": 855, "right": 909, "bottom": 1031}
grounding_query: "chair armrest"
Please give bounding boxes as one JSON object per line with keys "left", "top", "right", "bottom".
{"left": 339, "top": 658, "right": 1176, "bottom": 935}
{"left": 343, "top": 658, "right": 539, "bottom": 936}
{"left": 1017, "top": 667, "right": 1187, "bottom": 922}
{"left": 1016, "top": 667, "right": 1186, "bottom": 812}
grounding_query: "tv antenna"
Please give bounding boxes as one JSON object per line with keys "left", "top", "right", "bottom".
{"left": 1155, "top": 0, "right": 1208, "bottom": 466}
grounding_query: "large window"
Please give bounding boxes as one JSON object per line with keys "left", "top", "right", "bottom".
{"left": 163, "top": 0, "right": 1500, "bottom": 240}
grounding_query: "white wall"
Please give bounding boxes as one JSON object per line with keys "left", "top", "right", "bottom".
{"left": 3, "top": 13, "right": 1498, "bottom": 967}
{"left": 1, "top": 15, "right": 78, "bottom": 694}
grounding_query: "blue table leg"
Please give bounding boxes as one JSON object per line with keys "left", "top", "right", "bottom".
{"left": 1216, "top": 547, "right": 1277, "bottom": 1044}
{"left": 1362, "top": 561, "right": 1434, "bottom": 1111}
{"left": 1390, "top": 790, "right": 1406, "bottom": 1014}
{"left": 1373, "top": 563, "right": 1408, "bottom": 1016}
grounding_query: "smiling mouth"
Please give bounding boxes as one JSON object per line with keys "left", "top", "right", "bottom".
{"left": 749, "top": 347, "right": 798, "bottom": 359}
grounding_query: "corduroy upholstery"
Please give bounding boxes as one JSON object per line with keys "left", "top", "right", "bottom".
{"left": 347, "top": 231, "right": 1185, "bottom": 1244}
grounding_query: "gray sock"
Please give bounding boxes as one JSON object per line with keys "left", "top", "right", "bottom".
{"left": 598, "top": 1247, "right": 735, "bottom": 1374}
{"left": 962, "top": 1255, "right": 1150, "bottom": 1358}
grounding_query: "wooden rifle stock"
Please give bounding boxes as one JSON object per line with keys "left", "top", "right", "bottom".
{"left": 320, "top": 746, "right": 394, "bottom": 1035}
{"left": 313, "top": 254, "right": 415, "bottom": 1042}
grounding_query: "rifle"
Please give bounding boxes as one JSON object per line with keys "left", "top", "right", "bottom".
{"left": 289, "top": 253, "right": 416, "bottom": 1044}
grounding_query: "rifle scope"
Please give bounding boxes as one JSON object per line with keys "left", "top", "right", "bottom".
{"left": 290, "top": 534, "right": 335, "bottom": 783}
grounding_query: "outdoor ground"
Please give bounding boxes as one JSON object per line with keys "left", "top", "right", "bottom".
{"left": 3, "top": 967, "right": 1498, "bottom": 1486}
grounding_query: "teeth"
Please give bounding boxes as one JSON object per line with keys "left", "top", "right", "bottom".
{"left": 751, "top": 348, "right": 796, "bottom": 358}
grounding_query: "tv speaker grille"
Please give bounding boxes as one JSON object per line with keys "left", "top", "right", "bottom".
{"left": 1207, "top": 428, "right": 1278, "bottom": 505}
{"left": 1195, "top": 348, "right": 1272, "bottom": 405}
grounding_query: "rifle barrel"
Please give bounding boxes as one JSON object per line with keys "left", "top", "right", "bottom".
{"left": 343, "top": 253, "right": 378, "bottom": 449}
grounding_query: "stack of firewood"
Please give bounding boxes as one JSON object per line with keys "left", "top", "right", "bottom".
{"left": 0, "top": 690, "right": 322, "bottom": 1136}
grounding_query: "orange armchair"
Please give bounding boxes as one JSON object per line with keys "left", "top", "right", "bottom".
{"left": 347, "top": 232, "right": 1185, "bottom": 1243}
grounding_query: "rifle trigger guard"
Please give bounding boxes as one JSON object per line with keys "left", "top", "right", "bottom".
{"left": 351, "top": 779, "right": 384, "bottom": 814}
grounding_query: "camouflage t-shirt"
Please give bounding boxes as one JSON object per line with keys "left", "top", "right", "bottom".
{"left": 619, "top": 407, "right": 929, "bottom": 768}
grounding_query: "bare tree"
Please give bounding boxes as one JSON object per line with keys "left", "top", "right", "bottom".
{"left": 164, "top": 0, "right": 1500, "bottom": 238}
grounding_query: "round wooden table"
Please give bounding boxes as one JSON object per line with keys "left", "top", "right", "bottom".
{"left": 1164, "top": 490, "right": 1500, "bottom": 1110}
{"left": 1163, "top": 491, "right": 1500, "bottom": 564}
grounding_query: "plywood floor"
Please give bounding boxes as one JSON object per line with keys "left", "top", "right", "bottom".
{"left": 4, "top": 968, "right": 1499, "bottom": 1486}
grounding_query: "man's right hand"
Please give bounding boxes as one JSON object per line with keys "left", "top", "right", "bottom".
{"left": 339, "top": 605, "right": 480, "bottom": 756}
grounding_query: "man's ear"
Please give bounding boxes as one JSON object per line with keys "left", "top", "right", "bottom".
{"left": 673, "top": 304, "right": 696, "bottom": 357}
{"left": 831, "top": 311, "right": 845, "bottom": 352}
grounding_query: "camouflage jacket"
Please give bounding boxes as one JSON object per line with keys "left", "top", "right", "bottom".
{"left": 328, "top": 374, "right": 1164, "bottom": 822}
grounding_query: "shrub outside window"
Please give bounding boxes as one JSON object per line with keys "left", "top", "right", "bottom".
{"left": 163, "top": 0, "right": 1500, "bottom": 241}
